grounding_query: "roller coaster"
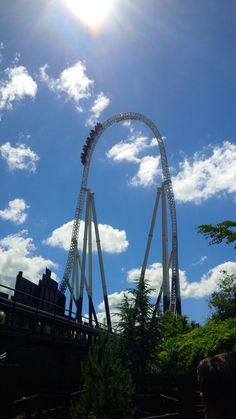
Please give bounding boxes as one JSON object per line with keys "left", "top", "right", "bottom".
{"left": 59, "top": 112, "right": 182, "bottom": 328}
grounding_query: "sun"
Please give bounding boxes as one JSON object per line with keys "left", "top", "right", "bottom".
{"left": 65, "top": 0, "right": 114, "bottom": 29}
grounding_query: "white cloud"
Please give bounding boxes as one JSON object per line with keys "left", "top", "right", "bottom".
{"left": 0, "top": 198, "right": 29, "bottom": 225}
{"left": 19, "top": 132, "right": 31, "bottom": 141}
{"left": 130, "top": 155, "right": 161, "bottom": 187}
{"left": 107, "top": 134, "right": 156, "bottom": 163}
{"left": 97, "top": 290, "right": 134, "bottom": 325}
{"left": 98, "top": 290, "right": 131, "bottom": 312}
{"left": 96, "top": 260, "right": 236, "bottom": 326}
{"left": 181, "top": 261, "right": 236, "bottom": 298}
{"left": 43, "top": 219, "right": 129, "bottom": 254}
{"left": 108, "top": 138, "right": 236, "bottom": 195}
{"left": 0, "top": 231, "right": 58, "bottom": 291}
{"left": 192, "top": 256, "right": 208, "bottom": 267}
{"left": 172, "top": 141, "right": 236, "bottom": 203}
{"left": 107, "top": 131, "right": 160, "bottom": 187}
{"left": 40, "top": 61, "right": 93, "bottom": 109}
{"left": 127, "top": 261, "right": 236, "bottom": 299}
{"left": 127, "top": 262, "right": 168, "bottom": 293}
{"left": 86, "top": 91, "right": 110, "bottom": 126}
{"left": 0, "top": 65, "right": 37, "bottom": 110}
{"left": 123, "top": 120, "right": 135, "bottom": 133}
{"left": 12, "top": 52, "right": 21, "bottom": 66}
{"left": 0, "top": 142, "right": 39, "bottom": 172}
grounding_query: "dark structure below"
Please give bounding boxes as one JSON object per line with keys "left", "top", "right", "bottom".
{"left": 0, "top": 269, "right": 102, "bottom": 418}
{"left": 12, "top": 268, "right": 66, "bottom": 315}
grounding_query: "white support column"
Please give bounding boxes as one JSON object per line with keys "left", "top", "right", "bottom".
{"left": 88, "top": 200, "right": 92, "bottom": 297}
{"left": 74, "top": 251, "right": 79, "bottom": 302}
{"left": 77, "top": 250, "right": 99, "bottom": 327}
{"left": 77, "top": 190, "right": 91, "bottom": 319}
{"left": 88, "top": 196, "right": 93, "bottom": 325}
{"left": 162, "top": 183, "right": 170, "bottom": 312}
{"left": 90, "top": 193, "right": 112, "bottom": 331}
{"left": 69, "top": 261, "right": 76, "bottom": 316}
{"left": 140, "top": 187, "right": 162, "bottom": 282}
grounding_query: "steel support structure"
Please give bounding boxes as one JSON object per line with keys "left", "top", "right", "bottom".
{"left": 139, "top": 187, "right": 161, "bottom": 288}
{"left": 76, "top": 189, "right": 112, "bottom": 330}
{"left": 60, "top": 112, "right": 181, "bottom": 316}
{"left": 162, "top": 182, "right": 170, "bottom": 312}
{"left": 140, "top": 183, "right": 175, "bottom": 315}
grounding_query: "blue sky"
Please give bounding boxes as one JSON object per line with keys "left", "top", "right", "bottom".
{"left": 0, "top": 0, "right": 236, "bottom": 324}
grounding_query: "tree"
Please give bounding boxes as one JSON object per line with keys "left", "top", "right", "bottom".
{"left": 115, "top": 293, "right": 136, "bottom": 371}
{"left": 150, "top": 271, "right": 236, "bottom": 377}
{"left": 70, "top": 332, "right": 135, "bottom": 419}
{"left": 152, "top": 318, "right": 236, "bottom": 376}
{"left": 208, "top": 271, "right": 236, "bottom": 320}
{"left": 158, "top": 311, "right": 193, "bottom": 340}
{"left": 117, "top": 277, "right": 160, "bottom": 380}
{"left": 197, "top": 220, "right": 236, "bottom": 248}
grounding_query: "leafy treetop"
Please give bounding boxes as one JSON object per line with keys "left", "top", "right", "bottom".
{"left": 208, "top": 271, "right": 236, "bottom": 321}
{"left": 197, "top": 220, "right": 236, "bottom": 248}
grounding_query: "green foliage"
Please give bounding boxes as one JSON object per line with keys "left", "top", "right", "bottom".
{"left": 115, "top": 293, "right": 137, "bottom": 372}
{"left": 198, "top": 220, "right": 236, "bottom": 248}
{"left": 117, "top": 277, "right": 160, "bottom": 379}
{"left": 147, "top": 312, "right": 198, "bottom": 374}
{"left": 70, "top": 332, "right": 135, "bottom": 419}
{"left": 116, "top": 259, "right": 236, "bottom": 383}
{"left": 117, "top": 280, "right": 199, "bottom": 379}
{"left": 158, "top": 311, "right": 195, "bottom": 340}
{"left": 208, "top": 271, "right": 236, "bottom": 320}
{"left": 116, "top": 293, "right": 136, "bottom": 340}
{"left": 152, "top": 318, "right": 236, "bottom": 376}
{"left": 132, "top": 275, "right": 153, "bottom": 328}
{"left": 149, "top": 272, "right": 236, "bottom": 377}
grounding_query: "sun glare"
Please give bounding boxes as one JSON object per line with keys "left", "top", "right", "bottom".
{"left": 65, "top": 0, "right": 114, "bottom": 29}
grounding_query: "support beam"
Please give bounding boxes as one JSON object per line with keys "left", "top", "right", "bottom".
{"left": 90, "top": 193, "right": 112, "bottom": 331}
{"left": 88, "top": 200, "right": 93, "bottom": 326}
{"left": 162, "top": 183, "right": 170, "bottom": 312}
{"left": 77, "top": 251, "right": 99, "bottom": 327}
{"left": 77, "top": 191, "right": 91, "bottom": 320}
{"left": 140, "top": 187, "right": 162, "bottom": 283}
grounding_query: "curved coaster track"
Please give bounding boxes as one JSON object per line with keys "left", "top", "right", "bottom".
{"left": 59, "top": 112, "right": 181, "bottom": 323}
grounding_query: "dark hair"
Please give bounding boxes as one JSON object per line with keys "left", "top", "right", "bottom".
{"left": 198, "top": 353, "right": 236, "bottom": 419}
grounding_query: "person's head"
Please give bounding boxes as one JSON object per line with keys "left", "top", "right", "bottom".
{"left": 197, "top": 352, "right": 236, "bottom": 419}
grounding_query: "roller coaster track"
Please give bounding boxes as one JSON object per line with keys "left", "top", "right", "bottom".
{"left": 59, "top": 112, "right": 181, "bottom": 314}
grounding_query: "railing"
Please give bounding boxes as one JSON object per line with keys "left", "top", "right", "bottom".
{"left": 6, "top": 390, "right": 204, "bottom": 419}
{"left": 0, "top": 283, "right": 108, "bottom": 342}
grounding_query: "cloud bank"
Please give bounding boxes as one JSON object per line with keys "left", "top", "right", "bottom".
{"left": 126, "top": 261, "right": 236, "bottom": 299}
{"left": 172, "top": 141, "right": 236, "bottom": 203}
{"left": 95, "top": 260, "right": 236, "bottom": 325}
{"left": 108, "top": 133, "right": 236, "bottom": 203}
